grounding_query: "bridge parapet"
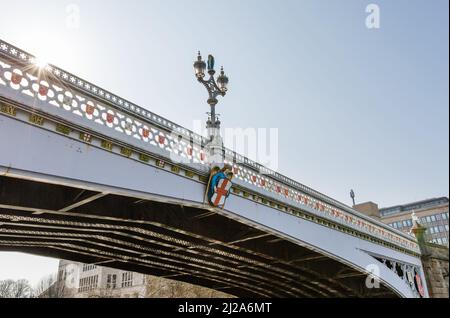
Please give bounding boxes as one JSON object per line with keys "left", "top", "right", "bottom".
{"left": 0, "top": 39, "right": 419, "bottom": 255}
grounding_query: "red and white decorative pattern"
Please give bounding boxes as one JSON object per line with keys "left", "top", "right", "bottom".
{"left": 0, "top": 39, "right": 419, "bottom": 254}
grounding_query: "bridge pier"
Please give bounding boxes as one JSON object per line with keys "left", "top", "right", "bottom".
{"left": 412, "top": 221, "right": 449, "bottom": 297}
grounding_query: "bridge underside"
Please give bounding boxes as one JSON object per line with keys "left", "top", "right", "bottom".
{"left": 0, "top": 175, "right": 398, "bottom": 298}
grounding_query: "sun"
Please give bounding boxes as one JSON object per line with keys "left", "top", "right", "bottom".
{"left": 31, "top": 56, "right": 48, "bottom": 69}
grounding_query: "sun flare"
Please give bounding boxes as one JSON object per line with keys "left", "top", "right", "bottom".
{"left": 31, "top": 56, "right": 48, "bottom": 69}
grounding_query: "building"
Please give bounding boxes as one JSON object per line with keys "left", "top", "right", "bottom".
{"left": 354, "top": 197, "right": 449, "bottom": 247}
{"left": 55, "top": 260, "right": 232, "bottom": 298}
{"left": 380, "top": 197, "right": 449, "bottom": 246}
{"left": 56, "top": 260, "right": 80, "bottom": 297}
{"left": 56, "top": 260, "right": 148, "bottom": 298}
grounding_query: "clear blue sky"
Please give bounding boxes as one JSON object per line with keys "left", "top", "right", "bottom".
{"left": 0, "top": 0, "right": 448, "bottom": 282}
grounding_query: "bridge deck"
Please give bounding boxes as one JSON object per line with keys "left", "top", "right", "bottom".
{"left": 0, "top": 175, "right": 397, "bottom": 298}
{"left": 0, "top": 38, "right": 427, "bottom": 297}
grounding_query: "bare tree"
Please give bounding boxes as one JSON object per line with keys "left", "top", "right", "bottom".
{"left": 145, "top": 275, "right": 233, "bottom": 298}
{"left": 12, "top": 279, "right": 32, "bottom": 298}
{"left": 0, "top": 279, "right": 16, "bottom": 298}
{"left": 34, "top": 273, "right": 65, "bottom": 298}
{"left": 0, "top": 279, "right": 32, "bottom": 298}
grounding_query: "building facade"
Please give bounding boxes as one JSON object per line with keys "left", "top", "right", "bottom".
{"left": 56, "top": 260, "right": 148, "bottom": 298}
{"left": 56, "top": 260, "right": 232, "bottom": 298}
{"left": 354, "top": 197, "right": 449, "bottom": 247}
{"left": 380, "top": 197, "right": 449, "bottom": 246}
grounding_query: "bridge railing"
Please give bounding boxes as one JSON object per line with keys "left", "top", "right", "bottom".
{"left": 0, "top": 39, "right": 419, "bottom": 254}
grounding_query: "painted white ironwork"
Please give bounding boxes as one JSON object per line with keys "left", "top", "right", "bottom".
{"left": 0, "top": 39, "right": 419, "bottom": 254}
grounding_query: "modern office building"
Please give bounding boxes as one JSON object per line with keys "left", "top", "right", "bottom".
{"left": 354, "top": 197, "right": 449, "bottom": 246}
{"left": 380, "top": 197, "right": 449, "bottom": 246}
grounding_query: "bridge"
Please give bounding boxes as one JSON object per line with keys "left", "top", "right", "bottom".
{"left": 0, "top": 39, "right": 427, "bottom": 298}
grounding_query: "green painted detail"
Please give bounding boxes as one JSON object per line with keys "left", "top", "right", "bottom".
{"left": 243, "top": 192, "right": 250, "bottom": 198}
{"left": 171, "top": 166, "right": 180, "bottom": 174}
{"left": 199, "top": 175, "right": 208, "bottom": 183}
{"left": 101, "top": 140, "right": 113, "bottom": 151}
{"left": 0, "top": 103, "right": 16, "bottom": 116}
{"left": 232, "top": 188, "right": 240, "bottom": 194}
{"left": 29, "top": 114, "right": 44, "bottom": 126}
{"left": 56, "top": 124, "right": 71, "bottom": 135}
{"left": 185, "top": 171, "right": 195, "bottom": 178}
{"left": 139, "top": 154, "right": 150, "bottom": 163}
{"left": 79, "top": 132, "right": 92, "bottom": 143}
{"left": 120, "top": 147, "right": 132, "bottom": 158}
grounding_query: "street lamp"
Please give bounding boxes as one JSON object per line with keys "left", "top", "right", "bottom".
{"left": 193, "top": 51, "right": 229, "bottom": 143}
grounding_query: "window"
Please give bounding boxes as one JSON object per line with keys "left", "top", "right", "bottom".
{"left": 443, "top": 238, "right": 448, "bottom": 244}
{"left": 445, "top": 225, "right": 449, "bottom": 231}
{"left": 439, "top": 226, "right": 445, "bottom": 233}
{"left": 78, "top": 275, "right": 98, "bottom": 292}
{"left": 442, "top": 213, "right": 448, "bottom": 220}
{"left": 407, "top": 219, "right": 412, "bottom": 227}
{"left": 107, "top": 274, "right": 117, "bottom": 289}
{"left": 426, "top": 216, "right": 432, "bottom": 223}
{"left": 403, "top": 220, "right": 408, "bottom": 227}
{"left": 429, "top": 227, "right": 435, "bottom": 234}
{"left": 82, "top": 264, "right": 97, "bottom": 272}
{"left": 431, "top": 215, "right": 436, "bottom": 222}
{"left": 436, "top": 214, "right": 441, "bottom": 221}
{"left": 122, "top": 272, "right": 133, "bottom": 288}
{"left": 437, "top": 238, "right": 443, "bottom": 245}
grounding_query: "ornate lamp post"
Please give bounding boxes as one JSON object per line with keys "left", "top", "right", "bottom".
{"left": 194, "top": 52, "right": 229, "bottom": 161}
{"left": 350, "top": 189, "right": 356, "bottom": 206}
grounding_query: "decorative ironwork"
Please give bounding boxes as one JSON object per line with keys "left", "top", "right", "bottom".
{"left": 101, "top": 140, "right": 113, "bottom": 151}
{"left": 0, "top": 102, "right": 16, "bottom": 116}
{"left": 29, "top": 114, "right": 44, "bottom": 126}
{"left": 79, "top": 132, "right": 92, "bottom": 143}
{"left": 193, "top": 52, "right": 229, "bottom": 139}
{"left": 120, "top": 147, "right": 132, "bottom": 158}
{"left": 139, "top": 154, "right": 150, "bottom": 163}
{"left": 372, "top": 255, "right": 424, "bottom": 298}
{"left": 56, "top": 123, "right": 71, "bottom": 135}
{"left": 0, "top": 39, "right": 420, "bottom": 254}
